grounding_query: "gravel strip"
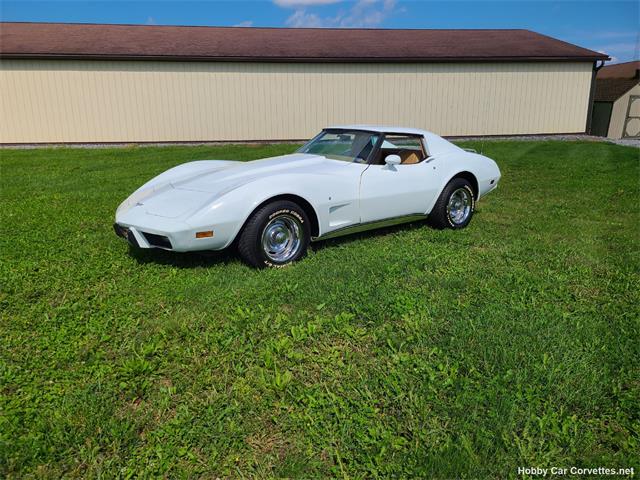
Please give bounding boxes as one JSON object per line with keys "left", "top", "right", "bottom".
{"left": 2, "top": 135, "right": 638, "bottom": 149}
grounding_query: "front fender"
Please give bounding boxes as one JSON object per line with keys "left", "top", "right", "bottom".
{"left": 185, "top": 172, "right": 353, "bottom": 248}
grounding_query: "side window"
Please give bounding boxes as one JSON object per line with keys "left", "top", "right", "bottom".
{"left": 376, "top": 135, "right": 427, "bottom": 165}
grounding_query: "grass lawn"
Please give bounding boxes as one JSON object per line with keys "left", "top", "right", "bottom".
{"left": 1, "top": 140, "right": 639, "bottom": 478}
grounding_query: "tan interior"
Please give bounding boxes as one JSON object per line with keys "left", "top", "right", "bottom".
{"left": 375, "top": 149, "right": 425, "bottom": 165}
{"left": 399, "top": 151, "right": 422, "bottom": 164}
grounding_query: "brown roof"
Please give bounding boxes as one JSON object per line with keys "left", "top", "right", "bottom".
{"left": 0, "top": 22, "right": 609, "bottom": 62}
{"left": 597, "top": 60, "right": 640, "bottom": 79}
{"left": 594, "top": 78, "right": 639, "bottom": 102}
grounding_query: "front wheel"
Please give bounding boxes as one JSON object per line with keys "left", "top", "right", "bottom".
{"left": 428, "top": 178, "right": 475, "bottom": 229}
{"left": 237, "top": 200, "right": 310, "bottom": 268}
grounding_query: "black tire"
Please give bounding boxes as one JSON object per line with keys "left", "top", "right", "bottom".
{"left": 237, "top": 200, "right": 311, "bottom": 268}
{"left": 428, "top": 178, "right": 476, "bottom": 230}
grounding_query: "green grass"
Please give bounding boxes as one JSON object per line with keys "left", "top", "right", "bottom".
{"left": 1, "top": 141, "right": 639, "bottom": 478}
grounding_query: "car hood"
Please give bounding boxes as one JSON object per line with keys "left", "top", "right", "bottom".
{"left": 171, "top": 153, "right": 326, "bottom": 193}
{"left": 136, "top": 153, "right": 336, "bottom": 219}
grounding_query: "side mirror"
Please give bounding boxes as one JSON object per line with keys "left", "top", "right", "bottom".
{"left": 385, "top": 154, "right": 401, "bottom": 166}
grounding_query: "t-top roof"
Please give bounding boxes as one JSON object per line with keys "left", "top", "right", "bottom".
{"left": 0, "top": 22, "right": 609, "bottom": 63}
{"left": 328, "top": 125, "right": 461, "bottom": 156}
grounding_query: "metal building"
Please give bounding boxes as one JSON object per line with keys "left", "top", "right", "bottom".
{"left": 0, "top": 22, "right": 608, "bottom": 144}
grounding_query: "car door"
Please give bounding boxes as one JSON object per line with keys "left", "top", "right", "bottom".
{"left": 358, "top": 134, "right": 441, "bottom": 223}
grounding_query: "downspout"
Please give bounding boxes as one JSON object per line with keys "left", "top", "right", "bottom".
{"left": 585, "top": 59, "right": 606, "bottom": 134}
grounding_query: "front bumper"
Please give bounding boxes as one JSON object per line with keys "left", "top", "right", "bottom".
{"left": 114, "top": 223, "right": 173, "bottom": 249}
{"left": 113, "top": 217, "right": 237, "bottom": 252}
{"left": 114, "top": 202, "right": 241, "bottom": 252}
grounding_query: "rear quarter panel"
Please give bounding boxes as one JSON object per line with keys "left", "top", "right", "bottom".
{"left": 425, "top": 151, "right": 501, "bottom": 213}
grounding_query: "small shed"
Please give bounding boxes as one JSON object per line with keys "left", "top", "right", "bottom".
{"left": 591, "top": 61, "right": 640, "bottom": 139}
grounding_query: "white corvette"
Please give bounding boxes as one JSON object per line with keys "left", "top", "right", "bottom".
{"left": 115, "top": 126, "right": 501, "bottom": 268}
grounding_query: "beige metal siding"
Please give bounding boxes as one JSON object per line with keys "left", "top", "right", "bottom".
{"left": 1, "top": 60, "right": 593, "bottom": 143}
{"left": 607, "top": 83, "right": 640, "bottom": 139}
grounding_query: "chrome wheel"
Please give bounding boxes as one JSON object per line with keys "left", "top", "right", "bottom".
{"left": 261, "top": 214, "right": 303, "bottom": 263}
{"left": 447, "top": 187, "right": 472, "bottom": 225}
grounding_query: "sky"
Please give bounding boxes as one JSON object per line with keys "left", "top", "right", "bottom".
{"left": 1, "top": 0, "right": 638, "bottom": 63}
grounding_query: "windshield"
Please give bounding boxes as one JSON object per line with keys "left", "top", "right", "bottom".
{"left": 297, "top": 130, "right": 380, "bottom": 163}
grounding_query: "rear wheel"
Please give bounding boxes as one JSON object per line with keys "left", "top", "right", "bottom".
{"left": 428, "top": 178, "right": 475, "bottom": 229}
{"left": 238, "top": 200, "right": 310, "bottom": 268}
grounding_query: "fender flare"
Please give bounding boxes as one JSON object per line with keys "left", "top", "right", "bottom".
{"left": 227, "top": 192, "right": 321, "bottom": 247}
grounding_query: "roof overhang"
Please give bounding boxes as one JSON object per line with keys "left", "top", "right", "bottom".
{"left": 0, "top": 22, "right": 610, "bottom": 63}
